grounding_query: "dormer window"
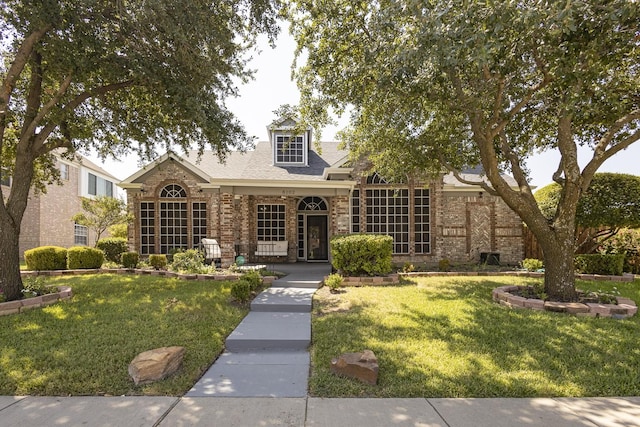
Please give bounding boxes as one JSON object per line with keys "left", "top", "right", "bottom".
{"left": 274, "top": 134, "right": 306, "bottom": 166}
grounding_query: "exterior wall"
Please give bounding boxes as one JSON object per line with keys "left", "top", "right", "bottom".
{"left": 435, "top": 190, "right": 523, "bottom": 265}
{"left": 126, "top": 161, "right": 215, "bottom": 256}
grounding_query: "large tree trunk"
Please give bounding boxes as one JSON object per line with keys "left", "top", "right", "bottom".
{"left": 0, "top": 211, "right": 23, "bottom": 301}
{"left": 538, "top": 230, "right": 578, "bottom": 302}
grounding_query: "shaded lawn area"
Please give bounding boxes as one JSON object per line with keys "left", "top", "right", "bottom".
{"left": 0, "top": 274, "right": 247, "bottom": 396}
{"left": 311, "top": 276, "right": 640, "bottom": 398}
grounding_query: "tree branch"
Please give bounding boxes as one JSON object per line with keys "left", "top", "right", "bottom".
{"left": 439, "top": 156, "right": 497, "bottom": 195}
{"left": 22, "top": 73, "right": 74, "bottom": 141}
{"left": 32, "top": 80, "right": 134, "bottom": 154}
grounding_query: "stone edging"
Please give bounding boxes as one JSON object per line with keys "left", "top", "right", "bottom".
{"left": 325, "top": 274, "right": 401, "bottom": 286}
{"left": 0, "top": 286, "right": 73, "bottom": 316}
{"left": 400, "top": 271, "right": 636, "bottom": 282}
{"left": 492, "top": 286, "right": 638, "bottom": 319}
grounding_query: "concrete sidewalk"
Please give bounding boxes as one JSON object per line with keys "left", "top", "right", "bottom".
{"left": 1, "top": 395, "right": 640, "bottom": 426}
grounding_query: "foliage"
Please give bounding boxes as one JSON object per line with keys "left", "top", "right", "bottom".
{"left": 148, "top": 254, "right": 168, "bottom": 270}
{"left": 96, "top": 237, "right": 128, "bottom": 264}
{"left": 311, "top": 276, "right": 640, "bottom": 398}
{"left": 535, "top": 174, "right": 640, "bottom": 252}
{"left": 67, "top": 246, "right": 104, "bottom": 269}
{"left": 170, "top": 249, "right": 207, "bottom": 274}
{"left": 23, "top": 246, "right": 68, "bottom": 271}
{"left": 108, "top": 223, "right": 128, "bottom": 240}
{"left": 324, "top": 273, "right": 343, "bottom": 292}
{"left": 402, "top": 262, "right": 415, "bottom": 273}
{"left": 574, "top": 254, "right": 625, "bottom": 276}
{"left": 0, "top": 274, "right": 248, "bottom": 396}
{"left": 230, "top": 279, "right": 252, "bottom": 304}
{"left": 0, "top": 0, "right": 279, "bottom": 301}
{"left": 521, "top": 258, "right": 544, "bottom": 272}
{"left": 240, "top": 270, "right": 263, "bottom": 292}
{"left": 438, "top": 259, "right": 451, "bottom": 272}
{"left": 121, "top": 251, "right": 140, "bottom": 269}
{"left": 287, "top": 0, "right": 640, "bottom": 302}
{"left": 599, "top": 228, "right": 640, "bottom": 274}
{"left": 330, "top": 234, "right": 393, "bottom": 276}
{"left": 72, "top": 197, "right": 133, "bottom": 246}
{"left": 21, "top": 277, "right": 56, "bottom": 298}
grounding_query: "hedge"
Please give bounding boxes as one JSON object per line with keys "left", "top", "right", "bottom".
{"left": 330, "top": 234, "right": 393, "bottom": 276}
{"left": 67, "top": 246, "right": 105, "bottom": 269}
{"left": 574, "top": 254, "right": 625, "bottom": 276}
{"left": 24, "top": 246, "right": 68, "bottom": 271}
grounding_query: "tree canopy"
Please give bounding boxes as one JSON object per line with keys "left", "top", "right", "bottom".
{"left": 287, "top": 0, "right": 639, "bottom": 301}
{"left": 72, "top": 196, "right": 133, "bottom": 246}
{"left": 535, "top": 173, "right": 640, "bottom": 252}
{"left": 0, "top": 0, "right": 280, "bottom": 301}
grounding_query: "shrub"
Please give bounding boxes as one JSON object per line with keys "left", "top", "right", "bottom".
{"left": 521, "top": 258, "right": 544, "bottom": 272}
{"left": 67, "top": 246, "right": 104, "bottom": 269}
{"left": 575, "top": 254, "right": 625, "bottom": 276}
{"left": 240, "top": 270, "right": 263, "bottom": 292}
{"left": 598, "top": 228, "right": 640, "bottom": 274}
{"left": 22, "top": 276, "right": 57, "bottom": 297}
{"left": 149, "top": 254, "right": 168, "bottom": 270}
{"left": 121, "top": 251, "right": 139, "bottom": 269}
{"left": 330, "top": 234, "right": 393, "bottom": 276}
{"left": 96, "top": 238, "right": 128, "bottom": 264}
{"left": 231, "top": 279, "right": 251, "bottom": 303}
{"left": 24, "top": 246, "right": 68, "bottom": 271}
{"left": 402, "top": 262, "right": 415, "bottom": 273}
{"left": 438, "top": 259, "right": 451, "bottom": 272}
{"left": 324, "top": 273, "right": 343, "bottom": 292}
{"left": 171, "top": 249, "right": 207, "bottom": 274}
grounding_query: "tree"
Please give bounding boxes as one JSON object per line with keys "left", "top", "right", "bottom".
{"left": 287, "top": 0, "right": 639, "bottom": 301}
{"left": 536, "top": 173, "right": 640, "bottom": 253}
{"left": 0, "top": 0, "right": 279, "bottom": 301}
{"left": 72, "top": 196, "right": 132, "bottom": 246}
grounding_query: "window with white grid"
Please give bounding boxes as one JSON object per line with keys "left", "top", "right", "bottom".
{"left": 74, "top": 223, "right": 88, "bottom": 245}
{"left": 159, "top": 201, "right": 188, "bottom": 254}
{"left": 140, "top": 202, "right": 155, "bottom": 255}
{"left": 192, "top": 202, "right": 207, "bottom": 247}
{"left": 275, "top": 135, "right": 305, "bottom": 164}
{"left": 365, "top": 188, "right": 409, "bottom": 254}
{"left": 351, "top": 189, "right": 360, "bottom": 233}
{"left": 414, "top": 188, "right": 431, "bottom": 254}
{"left": 257, "top": 204, "right": 286, "bottom": 241}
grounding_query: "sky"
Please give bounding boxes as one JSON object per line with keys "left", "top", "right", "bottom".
{"left": 90, "top": 27, "right": 639, "bottom": 190}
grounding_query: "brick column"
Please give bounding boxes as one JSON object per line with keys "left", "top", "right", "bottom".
{"left": 219, "top": 192, "right": 235, "bottom": 267}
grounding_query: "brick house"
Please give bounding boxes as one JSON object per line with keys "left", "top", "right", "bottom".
{"left": 119, "top": 118, "right": 524, "bottom": 267}
{"left": 1, "top": 152, "right": 120, "bottom": 257}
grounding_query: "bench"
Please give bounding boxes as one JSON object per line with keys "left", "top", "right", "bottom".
{"left": 201, "top": 238, "right": 222, "bottom": 265}
{"left": 255, "top": 240, "right": 288, "bottom": 257}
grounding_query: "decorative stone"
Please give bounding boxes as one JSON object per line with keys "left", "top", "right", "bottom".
{"left": 330, "top": 349, "right": 379, "bottom": 385}
{"left": 128, "top": 346, "right": 185, "bottom": 385}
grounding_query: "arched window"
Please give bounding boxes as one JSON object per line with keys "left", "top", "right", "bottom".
{"left": 298, "top": 196, "right": 328, "bottom": 211}
{"left": 366, "top": 172, "right": 389, "bottom": 184}
{"left": 160, "top": 184, "right": 187, "bottom": 198}
{"left": 158, "top": 184, "right": 187, "bottom": 253}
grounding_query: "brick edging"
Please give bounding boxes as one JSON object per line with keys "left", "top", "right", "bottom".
{"left": 492, "top": 286, "right": 638, "bottom": 318}
{"left": 0, "top": 286, "right": 73, "bottom": 316}
{"left": 400, "top": 271, "right": 636, "bottom": 282}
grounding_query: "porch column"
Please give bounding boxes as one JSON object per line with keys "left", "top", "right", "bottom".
{"left": 219, "top": 192, "right": 235, "bottom": 267}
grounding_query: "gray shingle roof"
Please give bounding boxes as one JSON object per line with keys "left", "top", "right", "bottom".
{"left": 185, "top": 141, "right": 348, "bottom": 181}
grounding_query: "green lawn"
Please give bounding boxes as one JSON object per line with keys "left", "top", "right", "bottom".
{"left": 311, "top": 276, "right": 640, "bottom": 398}
{"left": 0, "top": 274, "right": 248, "bottom": 396}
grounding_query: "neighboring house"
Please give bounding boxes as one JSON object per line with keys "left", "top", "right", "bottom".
{"left": 0, "top": 152, "right": 121, "bottom": 257}
{"left": 119, "top": 117, "right": 524, "bottom": 267}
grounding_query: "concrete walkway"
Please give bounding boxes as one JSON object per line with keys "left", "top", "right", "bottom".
{"left": 2, "top": 395, "right": 640, "bottom": 426}
{"left": 186, "top": 263, "right": 330, "bottom": 398}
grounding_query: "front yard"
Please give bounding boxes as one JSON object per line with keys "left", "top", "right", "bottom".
{"left": 0, "top": 274, "right": 247, "bottom": 396}
{"left": 311, "top": 276, "right": 640, "bottom": 398}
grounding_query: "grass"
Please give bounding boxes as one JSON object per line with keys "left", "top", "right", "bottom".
{"left": 0, "top": 274, "right": 248, "bottom": 396}
{"left": 311, "top": 276, "right": 640, "bottom": 398}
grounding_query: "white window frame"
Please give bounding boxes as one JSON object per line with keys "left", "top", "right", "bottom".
{"left": 257, "top": 204, "right": 286, "bottom": 241}
{"left": 74, "top": 223, "right": 88, "bottom": 246}
{"left": 274, "top": 134, "right": 306, "bottom": 166}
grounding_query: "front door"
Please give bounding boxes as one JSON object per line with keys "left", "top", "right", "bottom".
{"left": 306, "top": 215, "right": 328, "bottom": 261}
